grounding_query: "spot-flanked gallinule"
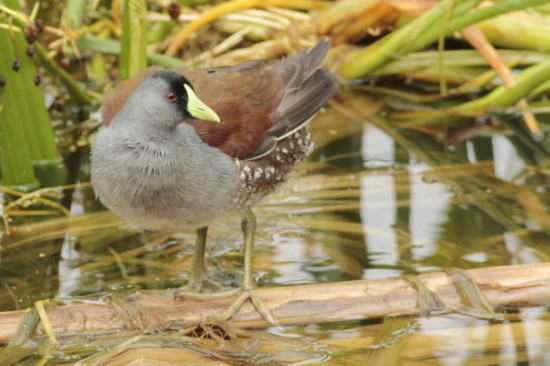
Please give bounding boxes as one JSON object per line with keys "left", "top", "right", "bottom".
{"left": 91, "top": 40, "right": 336, "bottom": 324}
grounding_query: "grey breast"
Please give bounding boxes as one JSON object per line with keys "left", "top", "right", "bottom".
{"left": 91, "top": 123, "right": 241, "bottom": 230}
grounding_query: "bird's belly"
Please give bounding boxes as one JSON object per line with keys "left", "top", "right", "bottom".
{"left": 97, "top": 176, "right": 239, "bottom": 230}
{"left": 92, "top": 161, "right": 240, "bottom": 231}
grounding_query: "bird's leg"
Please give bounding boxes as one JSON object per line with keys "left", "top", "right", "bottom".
{"left": 220, "top": 209, "right": 279, "bottom": 326}
{"left": 176, "top": 227, "right": 238, "bottom": 298}
{"left": 187, "top": 227, "right": 220, "bottom": 291}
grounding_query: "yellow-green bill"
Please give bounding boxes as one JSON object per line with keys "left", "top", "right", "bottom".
{"left": 184, "top": 84, "right": 220, "bottom": 123}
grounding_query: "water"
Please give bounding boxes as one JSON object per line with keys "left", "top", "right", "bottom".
{"left": 1, "top": 90, "right": 550, "bottom": 364}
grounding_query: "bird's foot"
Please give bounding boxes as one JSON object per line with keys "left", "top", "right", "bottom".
{"left": 221, "top": 286, "right": 280, "bottom": 327}
{"left": 175, "top": 276, "right": 239, "bottom": 300}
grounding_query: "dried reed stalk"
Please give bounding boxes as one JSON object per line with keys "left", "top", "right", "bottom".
{"left": 462, "top": 25, "right": 540, "bottom": 134}
{"left": 0, "top": 263, "right": 549, "bottom": 342}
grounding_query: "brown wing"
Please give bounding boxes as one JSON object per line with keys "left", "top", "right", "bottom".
{"left": 178, "top": 61, "right": 284, "bottom": 159}
{"left": 192, "top": 40, "right": 334, "bottom": 161}
{"left": 101, "top": 62, "right": 283, "bottom": 159}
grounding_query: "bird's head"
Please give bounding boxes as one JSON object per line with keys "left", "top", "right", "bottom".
{"left": 118, "top": 70, "right": 220, "bottom": 129}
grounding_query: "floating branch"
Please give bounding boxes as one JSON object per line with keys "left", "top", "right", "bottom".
{"left": 0, "top": 263, "right": 549, "bottom": 341}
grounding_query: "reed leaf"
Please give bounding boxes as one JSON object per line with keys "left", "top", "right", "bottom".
{"left": 0, "top": 41, "right": 37, "bottom": 189}
{"left": 341, "top": 0, "right": 482, "bottom": 79}
{"left": 413, "top": 0, "right": 550, "bottom": 58}
{"left": 64, "top": 0, "right": 87, "bottom": 29}
{"left": 119, "top": 0, "right": 148, "bottom": 81}
{"left": 477, "top": 10, "right": 550, "bottom": 51}
{"left": 454, "top": 60, "right": 550, "bottom": 112}
{"left": 0, "top": 23, "right": 62, "bottom": 188}
{"left": 372, "top": 50, "right": 550, "bottom": 76}
{"left": 78, "top": 34, "right": 188, "bottom": 69}
{"left": 342, "top": 0, "right": 550, "bottom": 79}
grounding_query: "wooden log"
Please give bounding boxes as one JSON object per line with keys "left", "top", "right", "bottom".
{"left": 1, "top": 263, "right": 549, "bottom": 342}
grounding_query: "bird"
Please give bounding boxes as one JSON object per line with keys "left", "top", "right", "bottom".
{"left": 91, "top": 39, "right": 336, "bottom": 325}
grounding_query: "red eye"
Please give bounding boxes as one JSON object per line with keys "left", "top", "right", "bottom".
{"left": 165, "top": 92, "right": 177, "bottom": 102}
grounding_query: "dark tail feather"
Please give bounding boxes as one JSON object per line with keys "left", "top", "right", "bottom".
{"left": 268, "top": 70, "right": 335, "bottom": 139}
{"left": 269, "top": 40, "right": 336, "bottom": 140}
{"left": 271, "top": 39, "right": 331, "bottom": 91}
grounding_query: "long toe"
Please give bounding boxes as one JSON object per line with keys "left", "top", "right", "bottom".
{"left": 221, "top": 287, "right": 280, "bottom": 327}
